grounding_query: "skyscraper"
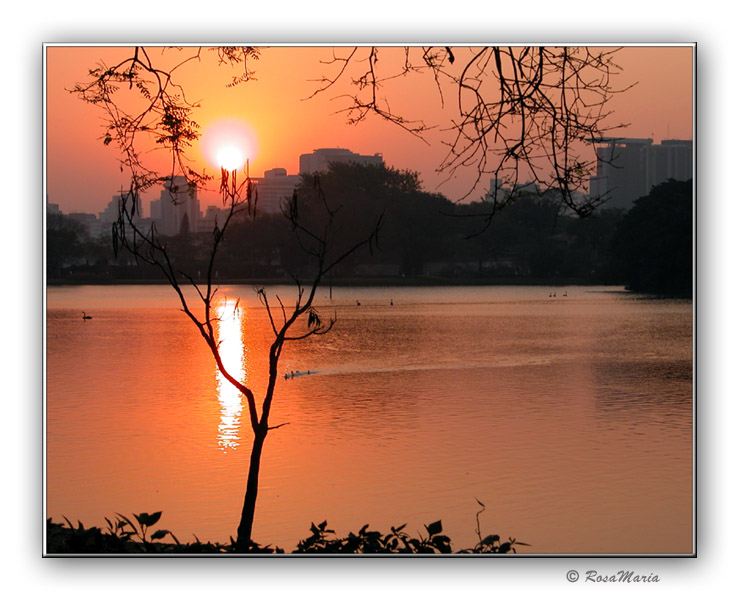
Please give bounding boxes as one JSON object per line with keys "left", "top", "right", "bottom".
{"left": 299, "top": 148, "right": 383, "bottom": 174}
{"left": 643, "top": 140, "right": 693, "bottom": 193}
{"left": 589, "top": 138, "right": 653, "bottom": 211}
{"left": 589, "top": 138, "right": 693, "bottom": 210}
{"left": 99, "top": 192, "right": 142, "bottom": 227}
{"left": 150, "top": 176, "right": 200, "bottom": 236}
{"left": 252, "top": 168, "right": 302, "bottom": 214}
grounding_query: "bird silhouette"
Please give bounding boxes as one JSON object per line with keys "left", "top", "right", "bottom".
{"left": 82, "top": 311, "right": 92, "bottom": 320}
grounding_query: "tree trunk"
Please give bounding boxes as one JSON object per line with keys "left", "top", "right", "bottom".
{"left": 236, "top": 427, "right": 267, "bottom": 550}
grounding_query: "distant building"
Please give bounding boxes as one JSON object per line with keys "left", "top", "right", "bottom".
{"left": 150, "top": 176, "right": 200, "bottom": 236}
{"left": 252, "top": 168, "right": 302, "bottom": 214}
{"left": 589, "top": 138, "right": 653, "bottom": 211}
{"left": 484, "top": 179, "right": 541, "bottom": 202}
{"left": 299, "top": 148, "right": 383, "bottom": 174}
{"left": 99, "top": 193, "right": 143, "bottom": 232}
{"left": 643, "top": 140, "right": 693, "bottom": 192}
{"left": 99, "top": 196, "right": 119, "bottom": 225}
{"left": 589, "top": 138, "right": 693, "bottom": 210}
{"left": 198, "top": 204, "right": 231, "bottom": 232}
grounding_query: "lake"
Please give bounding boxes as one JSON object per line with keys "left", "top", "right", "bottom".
{"left": 45, "top": 284, "right": 693, "bottom": 554}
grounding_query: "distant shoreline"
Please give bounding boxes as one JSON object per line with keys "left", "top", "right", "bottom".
{"left": 45, "top": 277, "right": 692, "bottom": 299}
{"left": 46, "top": 276, "right": 606, "bottom": 288}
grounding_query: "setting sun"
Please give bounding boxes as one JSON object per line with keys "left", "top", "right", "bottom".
{"left": 216, "top": 145, "right": 245, "bottom": 171}
{"left": 200, "top": 117, "right": 257, "bottom": 172}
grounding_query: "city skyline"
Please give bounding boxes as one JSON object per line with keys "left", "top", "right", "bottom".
{"left": 45, "top": 45, "right": 694, "bottom": 215}
{"left": 47, "top": 147, "right": 391, "bottom": 238}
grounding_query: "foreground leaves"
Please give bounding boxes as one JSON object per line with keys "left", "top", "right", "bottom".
{"left": 46, "top": 512, "right": 527, "bottom": 555}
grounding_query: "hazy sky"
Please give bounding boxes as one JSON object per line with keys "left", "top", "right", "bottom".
{"left": 45, "top": 45, "right": 693, "bottom": 215}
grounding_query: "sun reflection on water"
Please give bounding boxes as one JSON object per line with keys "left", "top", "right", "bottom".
{"left": 215, "top": 298, "right": 246, "bottom": 451}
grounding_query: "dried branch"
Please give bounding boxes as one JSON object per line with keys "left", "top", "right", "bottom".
{"left": 309, "top": 45, "right": 633, "bottom": 219}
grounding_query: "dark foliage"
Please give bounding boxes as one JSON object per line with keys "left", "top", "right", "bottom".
{"left": 46, "top": 512, "right": 526, "bottom": 555}
{"left": 608, "top": 179, "right": 693, "bottom": 296}
{"left": 292, "top": 518, "right": 525, "bottom": 554}
{"left": 46, "top": 213, "right": 90, "bottom": 277}
{"left": 49, "top": 163, "right": 629, "bottom": 285}
{"left": 274, "top": 164, "right": 627, "bottom": 282}
{"left": 453, "top": 195, "right": 625, "bottom": 280}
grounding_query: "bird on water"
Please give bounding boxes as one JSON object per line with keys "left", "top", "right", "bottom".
{"left": 82, "top": 312, "right": 92, "bottom": 320}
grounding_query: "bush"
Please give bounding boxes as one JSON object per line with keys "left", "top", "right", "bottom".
{"left": 45, "top": 511, "right": 528, "bottom": 555}
{"left": 608, "top": 179, "right": 693, "bottom": 296}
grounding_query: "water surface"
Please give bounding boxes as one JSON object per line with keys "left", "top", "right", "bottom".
{"left": 45, "top": 285, "right": 693, "bottom": 554}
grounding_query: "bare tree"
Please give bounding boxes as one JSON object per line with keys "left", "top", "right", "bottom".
{"left": 308, "top": 46, "right": 631, "bottom": 225}
{"left": 71, "top": 46, "right": 260, "bottom": 197}
{"left": 71, "top": 47, "right": 381, "bottom": 550}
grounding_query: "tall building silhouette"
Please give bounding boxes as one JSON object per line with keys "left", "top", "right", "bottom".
{"left": 589, "top": 138, "right": 693, "bottom": 210}
{"left": 252, "top": 168, "right": 302, "bottom": 214}
{"left": 99, "top": 193, "right": 142, "bottom": 228}
{"left": 643, "top": 140, "right": 693, "bottom": 192}
{"left": 150, "top": 176, "right": 200, "bottom": 236}
{"left": 299, "top": 148, "right": 383, "bottom": 174}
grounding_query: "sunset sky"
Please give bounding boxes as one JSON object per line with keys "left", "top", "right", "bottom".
{"left": 45, "top": 45, "right": 693, "bottom": 216}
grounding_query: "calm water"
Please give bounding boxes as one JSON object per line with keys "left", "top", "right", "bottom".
{"left": 45, "top": 285, "right": 693, "bottom": 554}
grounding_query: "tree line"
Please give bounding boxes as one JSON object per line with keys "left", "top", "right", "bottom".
{"left": 47, "top": 163, "right": 692, "bottom": 296}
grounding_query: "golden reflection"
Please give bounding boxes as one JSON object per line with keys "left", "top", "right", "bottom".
{"left": 215, "top": 298, "right": 246, "bottom": 451}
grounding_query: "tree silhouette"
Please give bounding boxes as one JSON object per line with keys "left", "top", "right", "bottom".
{"left": 608, "top": 179, "right": 692, "bottom": 296}
{"left": 72, "top": 47, "right": 381, "bottom": 550}
{"left": 178, "top": 212, "right": 191, "bottom": 236}
{"left": 46, "top": 212, "right": 88, "bottom": 277}
{"left": 107, "top": 164, "right": 380, "bottom": 550}
{"left": 309, "top": 46, "right": 631, "bottom": 224}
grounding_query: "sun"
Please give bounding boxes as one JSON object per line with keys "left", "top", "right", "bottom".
{"left": 200, "top": 118, "right": 258, "bottom": 172}
{"left": 216, "top": 145, "right": 245, "bottom": 171}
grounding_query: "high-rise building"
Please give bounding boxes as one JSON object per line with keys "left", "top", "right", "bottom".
{"left": 299, "top": 148, "right": 383, "bottom": 174}
{"left": 198, "top": 204, "right": 231, "bottom": 232}
{"left": 643, "top": 140, "right": 693, "bottom": 193}
{"left": 99, "top": 193, "right": 142, "bottom": 228}
{"left": 589, "top": 138, "right": 653, "bottom": 211}
{"left": 252, "top": 168, "right": 302, "bottom": 214}
{"left": 589, "top": 138, "right": 693, "bottom": 210}
{"left": 150, "top": 176, "right": 200, "bottom": 236}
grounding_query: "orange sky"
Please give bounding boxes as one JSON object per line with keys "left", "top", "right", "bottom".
{"left": 45, "top": 45, "right": 693, "bottom": 215}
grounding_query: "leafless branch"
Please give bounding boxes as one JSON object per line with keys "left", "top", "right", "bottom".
{"left": 308, "top": 45, "right": 633, "bottom": 219}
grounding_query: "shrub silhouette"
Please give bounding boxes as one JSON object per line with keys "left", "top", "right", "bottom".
{"left": 46, "top": 512, "right": 528, "bottom": 555}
